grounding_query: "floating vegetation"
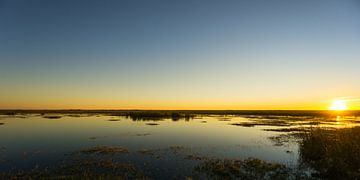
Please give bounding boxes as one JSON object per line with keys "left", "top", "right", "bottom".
{"left": 218, "top": 118, "right": 231, "bottom": 121}
{"left": 80, "top": 146, "right": 129, "bottom": 155}
{"left": 125, "top": 111, "right": 195, "bottom": 121}
{"left": 268, "top": 133, "right": 301, "bottom": 146}
{"left": 43, "top": 115, "right": 62, "bottom": 119}
{"left": 138, "top": 149, "right": 156, "bottom": 156}
{"left": 60, "top": 158, "right": 146, "bottom": 179}
{"left": 185, "top": 154, "right": 208, "bottom": 161}
{"left": 192, "top": 158, "right": 306, "bottom": 180}
{"left": 88, "top": 133, "right": 151, "bottom": 141}
{"left": 169, "top": 145, "right": 185, "bottom": 154}
{"left": 135, "top": 133, "right": 151, "bottom": 136}
{"left": 88, "top": 136, "right": 107, "bottom": 140}
{"left": 146, "top": 123, "right": 159, "bottom": 126}
{"left": 66, "top": 114, "right": 82, "bottom": 117}
{"left": 0, "top": 157, "right": 147, "bottom": 179}
{"left": 263, "top": 127, "right": 308, "bottom": 132}
{"left": 230, "top": 120, "right": 290, "bottom": 127}
{"left": 108, "top": 119, "right": 121, "bottom": 121}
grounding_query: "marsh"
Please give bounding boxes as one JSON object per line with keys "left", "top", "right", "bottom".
{"left": 0, "top": 110, "right": 360, "bottom": 179}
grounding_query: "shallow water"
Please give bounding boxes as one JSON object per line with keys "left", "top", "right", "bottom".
{"left": 0, "top": 113, "right": 359, "bottom": 178}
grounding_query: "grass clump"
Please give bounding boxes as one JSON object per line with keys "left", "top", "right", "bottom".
{"left": 108, "top": 119, "right": 121, "bottom": 121}
{"left": 193, "top": 158, "right": 299, "bottom": 180}
{"left": 145, "top": 123, "right": 159, "bottom": 126}
{"left": 299, "top": 127, "right": 360, "bottom": 179}
{"left": 80, "top": 146, "right": 129, "bottom": 155}
{"left": 0, "top": 158, "right": 148, "bottom": 179}
{"left": 42, "top": 115, "right": 62, "bottom": 119}
{"left": 125, "top": 111, "right": 194, "bottom": 121}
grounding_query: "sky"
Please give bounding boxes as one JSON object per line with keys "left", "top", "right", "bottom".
{"left": 0, "top": 0, "right": 360, "bottom": 110}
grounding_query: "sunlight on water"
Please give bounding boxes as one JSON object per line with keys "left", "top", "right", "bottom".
{"left": 1, "top": 112, "right": 360, "bottom": 178}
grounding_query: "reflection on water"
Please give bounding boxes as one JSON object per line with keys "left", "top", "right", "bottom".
{"left": 0, "top": 111, "right": 360, "bottom": 179}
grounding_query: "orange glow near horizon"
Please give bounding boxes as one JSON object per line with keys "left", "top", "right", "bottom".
{"left": 329, "top": 100, "right": 348, "bottom": 111}
{"left": 1, "top": 93, "right": 360, "bottom": 110}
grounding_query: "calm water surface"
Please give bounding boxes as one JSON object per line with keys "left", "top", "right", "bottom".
{"left": 0, "top": 113, "right": 359, "bottom": 178}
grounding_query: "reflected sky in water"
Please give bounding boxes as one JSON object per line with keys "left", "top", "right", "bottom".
{"left": 0, "top": 113, "right": 360, "bottom": 178}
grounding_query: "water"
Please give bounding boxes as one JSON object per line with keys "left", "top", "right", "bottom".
{"left": 0, "top": 113, "right": 359, "bottom": 178}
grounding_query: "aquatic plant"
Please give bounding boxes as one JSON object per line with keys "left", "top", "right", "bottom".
{"left": 80, "top": 146, "right": 129, "bottom": 155}
{"left": 42, "top": 115, "right": 62, "bottom": 119}
{"left": 193, "top": 158, "right": 302, "bottom": 180}
{"left": 125, "top": 111, "right": 195, "bottom": 121}
{"left": 299, "top": 127, "right": 360, "bottom": 179}
{"left": 145, "top": 123, "right": 159, "bottom": 126}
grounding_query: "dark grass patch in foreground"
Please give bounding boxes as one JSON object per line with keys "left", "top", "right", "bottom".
{"left": 193, "top": 158, "right": 310, "bottom": 180}
{"left": 0, "top": 123, "right": 4, "bottom": 126}
{"left": 0, "top": 143, "right": 318, "bottom": 179}
{"left": 299, "top": 127, "right": 360, "bottom": 179}
{"left": 1, "top": 156, "right": 303, "bottom": 179}
{"left": 0, "top": 157, "right": 148, "bottom": 179}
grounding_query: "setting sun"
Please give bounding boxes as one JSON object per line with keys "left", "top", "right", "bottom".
{"left": 330, "top": 100, "right": 348, "bottom": 111}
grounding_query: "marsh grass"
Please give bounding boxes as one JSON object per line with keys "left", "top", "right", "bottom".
{"left": 193, "top": 158, "right": 305, "bottom": 180}
{"left": 125, "top": 111, "right": 195, "bottom": 121}
{"left": 230, "top": 120, "right": 290, "bottom": 127}
{"left": 2, "top": 110, "right": 360, "bottom": 179}
{"left": 299, "top": 127, "right": 360, "bottom": 179}
{"left": 108, "top": 119, "right": 121, "bottom": 121}
{"left": 268, "top": 133, "right": 302, "bottom": 147}
{"left": 80, "top": 146, "right": 129, "bottom": 155}
{"left": 263, "top": 127, "right": 308, "bottom": 132}
{"left": 145, "top": 123, "right": 159, "bottom": 126}
{"left": 42, "top": 115, "right": 62, "bottom": 119}
{"left": 0, "top": 158, "right": 148, "bottom": 179}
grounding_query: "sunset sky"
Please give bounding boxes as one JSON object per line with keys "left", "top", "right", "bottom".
{"left": 1, "top": 0, "right": 360, "bottom": 110}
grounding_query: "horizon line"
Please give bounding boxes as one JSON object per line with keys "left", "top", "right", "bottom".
{"left": 1, "top": 109, "right": 359, "bottom": 111}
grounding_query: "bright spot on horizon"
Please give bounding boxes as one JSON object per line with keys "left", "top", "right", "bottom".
{"left": 329, "top": 100, "right": 348, "bottom": 111}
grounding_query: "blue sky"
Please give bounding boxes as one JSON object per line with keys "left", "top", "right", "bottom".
{"left": 0, "top": 0, "right": 359, "bottom": 109}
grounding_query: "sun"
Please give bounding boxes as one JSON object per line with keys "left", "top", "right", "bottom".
{"left": 329, "top": 100, "right": 348, "bottom": 111}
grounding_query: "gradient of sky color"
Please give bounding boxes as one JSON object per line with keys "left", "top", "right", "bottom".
{"left": 1, "top": 0, "right": 360, "bottom": 109}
